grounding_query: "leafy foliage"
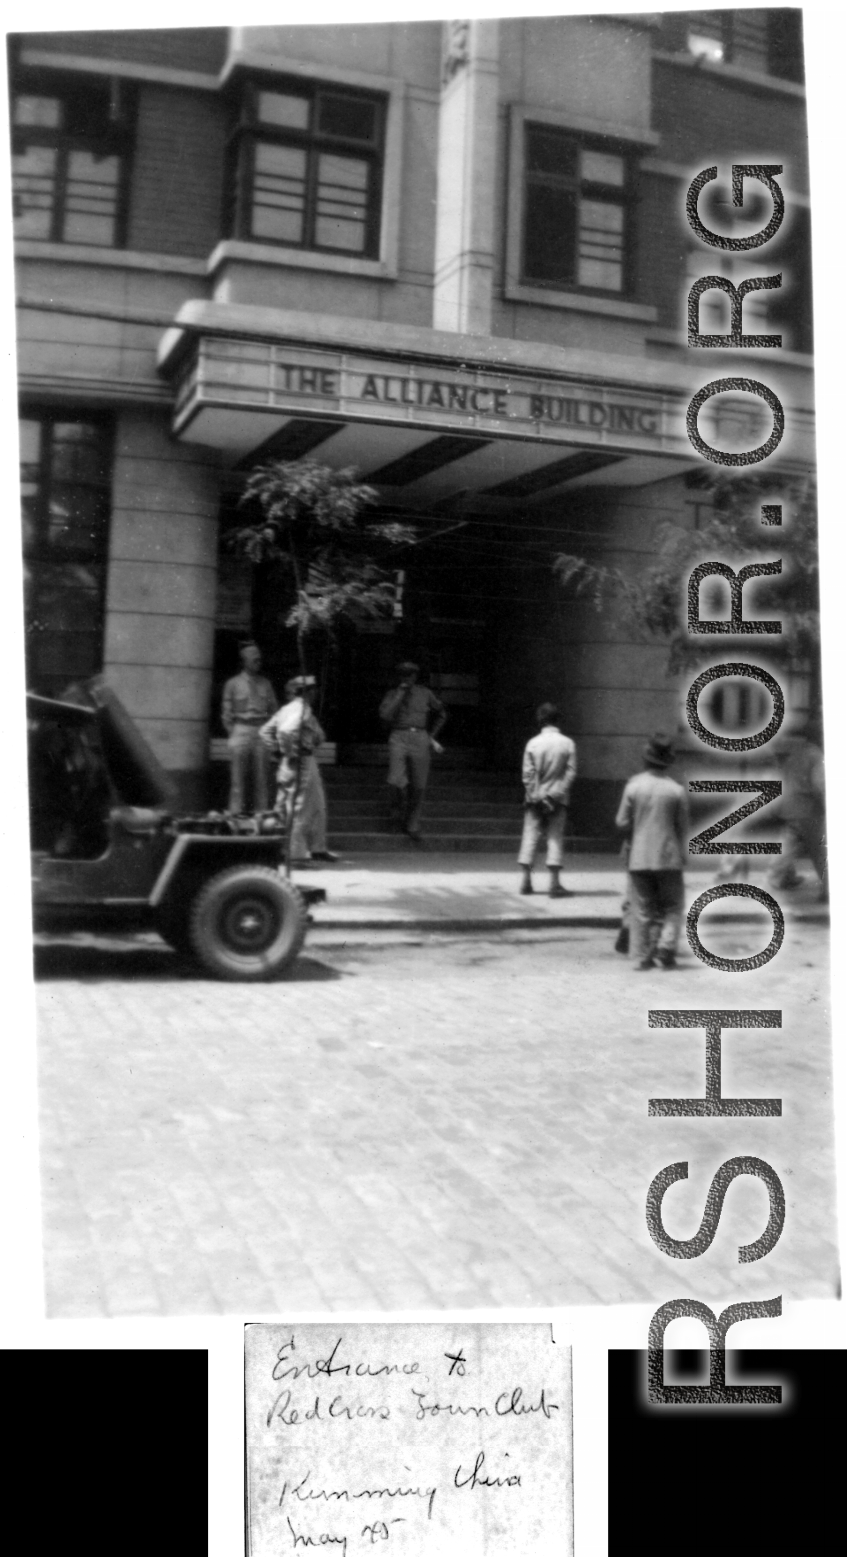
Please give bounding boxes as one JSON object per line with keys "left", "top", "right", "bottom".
{"left": 228, "top": 459, "right": 416, "bottom": 640}
{"left": 552, "top": 471, "right": 819, "bottom": 678}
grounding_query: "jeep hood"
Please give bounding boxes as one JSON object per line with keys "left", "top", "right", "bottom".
{"left": 28, "top": 679, "right": 178, "bottom": 811}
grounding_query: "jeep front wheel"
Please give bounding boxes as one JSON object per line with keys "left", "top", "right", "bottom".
{"left": 188, "top": 866, "right": 307, "bottom": 980}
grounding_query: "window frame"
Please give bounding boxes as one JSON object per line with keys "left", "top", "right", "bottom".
{"left": 224, "top": 72, "right": 388, "bottom": 261}
{"left": 19, "top": 408, "right": 114, "bottom": 694}
{"left": 504, "top": 107, "right": 659, "bottom": 321}
{"left": 684, "top": 10, "right": 769, "bottom": 73}
{"left": 10, "top": 68, "right": 135, "bottom": 250}
{"left": 655, "top": 10, "right": 804, "bottom": 87}
{"left": 520, "top": 122, "right": 635, "bottom": 299}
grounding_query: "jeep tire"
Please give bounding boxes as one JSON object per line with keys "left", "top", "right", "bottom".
{"left": 188, "top": 865, "right": 307, "bottom": 980}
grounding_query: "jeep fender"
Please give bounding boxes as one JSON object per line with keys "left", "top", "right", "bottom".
{"left": 149, "top": 833, "right": 284, "bottom": 911}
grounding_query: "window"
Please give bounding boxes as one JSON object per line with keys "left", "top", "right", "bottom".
{"left": 226, "top": 76, "right": 386, "bottom": 256}
{"left": 657, "top": 10, "right": 805, "bottom": 85}
{"left": 11, "top": 73, "right": 133, "bottom": 247}
{"left": 522, "top": 125, "right": 630, "bottom": 293}
{"left": 686, "top": 10, "right": 770, "bottom": 71}
{"left": 20, "top": 414, "right": 113, "bottom": 696}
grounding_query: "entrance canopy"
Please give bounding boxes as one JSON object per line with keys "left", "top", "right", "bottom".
{"left": 158, "top": 301, "right": 700, "bottom": 507}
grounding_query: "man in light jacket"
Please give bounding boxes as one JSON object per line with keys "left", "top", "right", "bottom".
{"left": 518, "top": 703, "right": 577, "bottom": 898}
{"left": 615, "top": 732, "right": 689, "bottom": 970}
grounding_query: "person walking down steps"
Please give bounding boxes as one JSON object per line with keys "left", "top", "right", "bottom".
{"left": 379, "top": 661, "right": 447, "bottom": 842}
{"left": 518, "top": 703, "right": 577, "bottom": 898}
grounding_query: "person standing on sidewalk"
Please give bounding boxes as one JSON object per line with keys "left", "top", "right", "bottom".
{"left": 615, "top": 733, "right": 689, "bottom": 970}
{"left": 379, "top": 662, "right": 447, "bottom": 842}
{"left": 768, "top": 718, "right": 827, "bottom": 900}
{"left": 222, "top": 641, "right": 277, "bottom": 814}
{"left": 518, "top": 703, "right": 577, "bottom": 898}
{"left": 260, "top": 676, "right": 338, "bottom": 864}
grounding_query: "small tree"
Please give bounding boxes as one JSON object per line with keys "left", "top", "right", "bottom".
{"left": 229, "top": 457, "right": 416, "bottom": 678}
{"left": 552, "top": 471, "right": 820, "bottom": 712}
{"left": 228, "top": 458, "right": 415, "bottom": 870}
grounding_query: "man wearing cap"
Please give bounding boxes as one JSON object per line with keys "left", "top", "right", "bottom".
{"left": 615, "top": 733, "right": 689, "bottom": 970}
{"left": 379, "top": 662, "right": 447, "bottom": 840}
{"left": 260, "top": 675, "right": 337, "bottom": 863}
{"left": 221, "top": 642, "right": 278, "bottom": 814}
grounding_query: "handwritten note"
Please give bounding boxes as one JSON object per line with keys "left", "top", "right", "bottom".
{"left": 246, "top": 1323, "right": 573, "bottom": 1557}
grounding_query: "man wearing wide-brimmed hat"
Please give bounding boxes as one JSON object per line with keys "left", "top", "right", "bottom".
{"left": 379, "top": 661, "right": 447, "bottom": 841}
{"left": 260, "top": 675, "right": 338, "bottom": 863}
{"left": 615, "top": 733, "right": 689, "bottom": 970}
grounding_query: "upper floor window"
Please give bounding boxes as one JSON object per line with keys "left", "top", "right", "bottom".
{"left": 20, "top": 413, "right": 113, "bottom": 695}
{"left": 657, "top": 10, "right": 804, "bottom": 85}
{"left": 522, "top": 125, "right": 631, "bottom": 294}
{"left": 10, "top": 73, "right": 133, "bottom": 247}
{"left": 225, "top": 76, "right": 386, "bottom": 257}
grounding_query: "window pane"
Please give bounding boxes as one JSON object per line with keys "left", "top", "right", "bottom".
{"left": 578, "top": 257, "right": 623, "bottom": 290}
{"left": 526, "top": 125, "right": 577, "bottom": 179}
{"left": 580, "top": 148, "right": 625, "bottom": 187}
{"left": 62, "top": 151, "right": 120, "bottom": 246}
{"left": 257, "top": 91, "right": 310, "bottom": 130}
{"left": 18, "top": 419, "right": 42, "bottom": 467}
{"left": 14, "top": 94, "right": 62, "bottom": 128}
{"left": 579, "top": 199, "right": 623, "bottom": 290}
{"left": 523, "top": 182, "right": 577, "bottom": 284}
{"left": 688, "top": 31, "right": 724, "bottom": 62}
{"left": 50, "top": 422, "right": 110, "bottom": 487}
{"left": 19, "top": 420, "right": 42, "bottom": 551}
{"left": 12, "top": 144, "right": 57, "bottom": 238}
{"left": 314, "top": 153, "right": 368, "bottom": 251}
{"left": 580, "top": 198, "right": 623, "bottom": 236}
{"left": 251, "top": 141, "right": 307, "bottom": 243}
{"left": 25, "top": 560, "right": 103, "bottom": 631}
{"left": 25, "top": 560, "right": 104, "bottom": 691}
{"left": 21, "top": 418, "right": 111, "bottom": 692}
{"left": 47, "top": 486, "right": 110, "bottom": 554}
{"left": 317, "top": 92, "right": 378, "bottom": 143}
{"left": 732, "top": 13, "right": 769, "bottom": 72}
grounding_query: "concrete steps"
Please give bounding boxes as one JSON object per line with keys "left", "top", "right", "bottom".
{"left": 321, "top": 762, "right": 595, "bottom": 853}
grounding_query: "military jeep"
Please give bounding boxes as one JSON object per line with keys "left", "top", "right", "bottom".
{"left": 27, "top": 678, "right": 324, "bottom": 980}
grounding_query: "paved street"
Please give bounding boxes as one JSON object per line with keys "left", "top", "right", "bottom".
{"left": 36, "top": 916, "right": 838, "bottom": 1317}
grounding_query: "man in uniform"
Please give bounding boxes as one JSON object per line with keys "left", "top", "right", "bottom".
{"left": 221, "top": 641, "right": 278, "bottom": 814}
{"left": 260, "top": 675, "right": 338, "bottom": 864}
{"left": 379, "top": 661, "right": 447, "bottom": 841}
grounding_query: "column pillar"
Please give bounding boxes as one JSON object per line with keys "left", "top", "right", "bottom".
{"left": 432, "top": 18, "right": 500, "bottom": 335}
{"left": 102, "top": 409, "right": 221, "bottom": 807}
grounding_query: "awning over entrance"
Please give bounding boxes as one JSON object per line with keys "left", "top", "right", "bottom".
{"left": 158, "top": 301, "right": 699, "bottom": 505}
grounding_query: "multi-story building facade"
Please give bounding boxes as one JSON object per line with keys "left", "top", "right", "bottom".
{"left": 10, "top": 12, "right": 813, "bottom": 834}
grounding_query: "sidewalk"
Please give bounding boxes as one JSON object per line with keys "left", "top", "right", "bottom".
{"left": 297, "top": 852, "right": 828, "bottom": 933}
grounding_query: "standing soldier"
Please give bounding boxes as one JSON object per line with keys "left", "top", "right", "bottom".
{"left": 615, "top": 733, "right": 689, "bottom": 970}
{"left": 379, "top": 661, "right": 447, "bottom": 841}
{"left": 518, "top": 703, "right": 577, "bottom": 898}
{"left": 221, "top": 641, "right": 278, "bottom": 814}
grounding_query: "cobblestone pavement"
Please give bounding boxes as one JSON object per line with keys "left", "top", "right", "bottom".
{"left": 36, "top": 919, "right": 838, "bottom": 1317}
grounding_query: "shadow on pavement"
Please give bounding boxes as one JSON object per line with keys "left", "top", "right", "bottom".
{"left": 33, "top": 940, "right": 343, "bottom": 983}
